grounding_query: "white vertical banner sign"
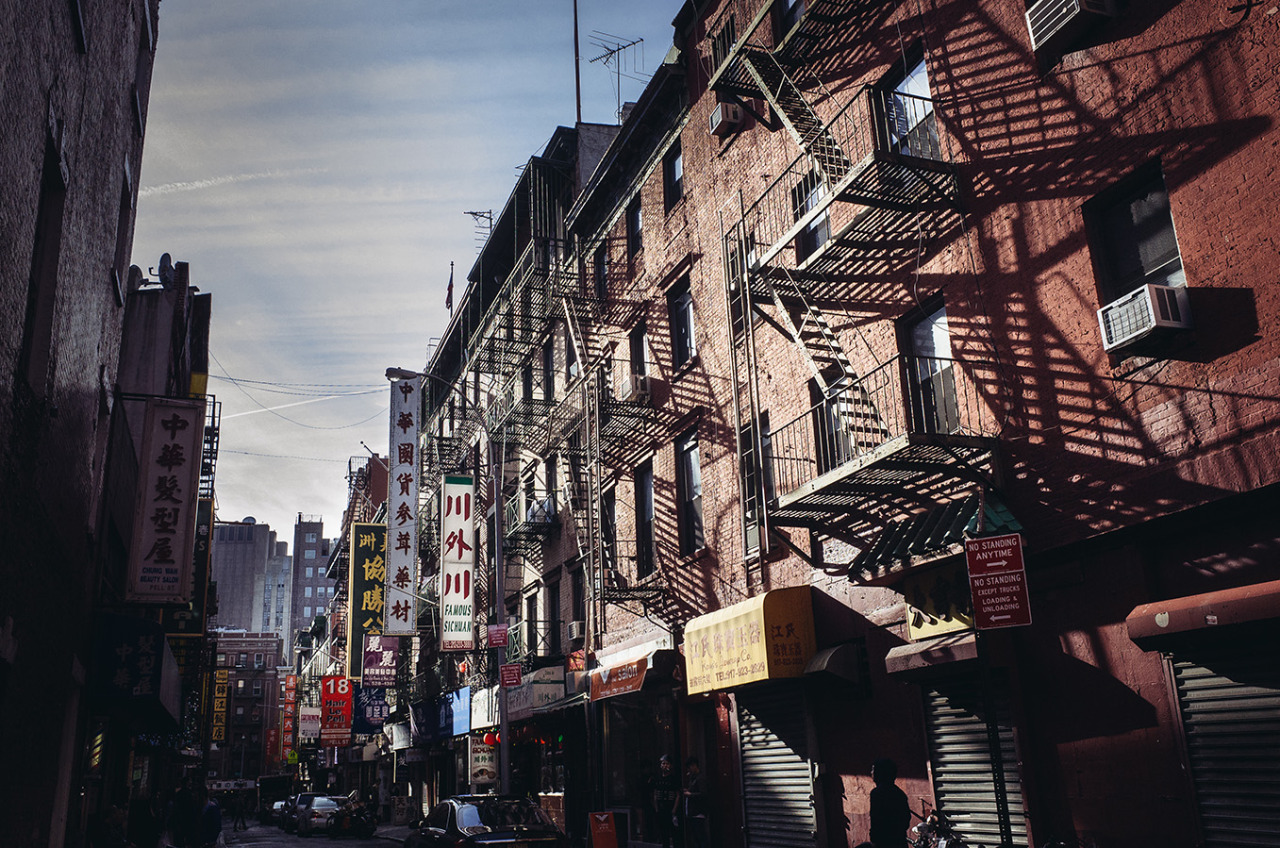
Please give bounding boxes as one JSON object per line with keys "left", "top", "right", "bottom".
{"left": 385, "top": 377, "right": 419, "bottom": 635}
{"left": 441, "top": 475, "right": 476, "bottom": 650}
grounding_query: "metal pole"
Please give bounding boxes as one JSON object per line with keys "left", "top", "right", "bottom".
{"left": 489, "top": 436, "right": 511, "bottom": 794}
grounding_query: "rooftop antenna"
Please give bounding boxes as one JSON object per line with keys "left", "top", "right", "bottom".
{"left": 573, "top": 0, "right": 582, "bottom": 125}
{"left": 464, "top": 210, "right": 493, "bottom": 254}
{"left": 589, "top": 32, "right": 649, "bottom": 123}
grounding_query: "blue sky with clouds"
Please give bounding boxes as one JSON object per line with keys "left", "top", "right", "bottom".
{"left": 133, "top": 0, "right": 680, "bottom": 542}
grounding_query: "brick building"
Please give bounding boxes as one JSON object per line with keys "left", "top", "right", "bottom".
{"left": 0, "top": 2, "right": 214, "bottom": 847}
{"left": 209, "top": 631, "right": 284, "bottom": 782}
{"left": 402, "top": 0, "right": 1280, "bottom": 846}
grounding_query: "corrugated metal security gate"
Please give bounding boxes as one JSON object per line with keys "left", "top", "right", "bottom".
{"left": 923, "top": 677, "right": 1028, "bottom": 847}
{"left": 737, "top": 682, "right": 818, "bottom": 848}
{"left": 1172, "top": 646, "right": 1280, "bottom": 848}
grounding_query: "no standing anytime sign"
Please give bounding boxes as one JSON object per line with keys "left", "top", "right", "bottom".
{"left": 965, "top": 533, "right": 1032, "bottom": 629}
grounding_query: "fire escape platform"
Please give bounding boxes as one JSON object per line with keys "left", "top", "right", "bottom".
{"left": 770, "top": 433, "right": 995, "bottom": 530}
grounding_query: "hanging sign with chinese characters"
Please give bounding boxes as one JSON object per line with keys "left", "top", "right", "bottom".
{"left": 441, "top": 475, "right": 476, "bottom": 651}
{"left": 347, "top": 523, "right": 386, "bottom": 679}
{"left": 385, "top": 377, "right": 420, "bottom": 635}
{"left": 362, "top": 634, "right": 399, "bottom": 688}
{"left": 352, "top": 685, "right": 390, "bottom": 735}
{"left": 126, "top": 398, "right": 205, "bottom": 602}
{"left": 282, "top": 673, "right": 297, "bottom": 759}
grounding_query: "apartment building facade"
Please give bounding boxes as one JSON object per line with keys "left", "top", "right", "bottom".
{"left": 410, "top": 1, "right": 1280, "bottom": 846}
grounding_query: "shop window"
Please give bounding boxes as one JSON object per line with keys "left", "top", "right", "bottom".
{"left": 676, "top": 428, "right": 705, "bottom": 555}
{"left": 667, "top": 276, "right": 697, "bottom": 369}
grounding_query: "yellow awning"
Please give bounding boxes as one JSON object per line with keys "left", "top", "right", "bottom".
{"left": 683, "top": 586, "right": 816, "bottom": 695}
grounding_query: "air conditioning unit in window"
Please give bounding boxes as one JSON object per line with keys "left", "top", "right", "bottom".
{"left": 1097, "top": 283, "right": 1191, "bottom": 352}
{"left": 627, "top": 373, "right": 651, "bottom": 403}
{"left": 1025, "top": 0, "right": 1116, "bottom": 52}
{"left": 567, "top": 620, "right": 586, "bottom": 642}
{"left": 709, "top": 101, "right": 743, "bottom": 137}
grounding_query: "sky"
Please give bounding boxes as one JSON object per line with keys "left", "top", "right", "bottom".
{"left": 132, "top": 1, "right": 681, "bottom": 546}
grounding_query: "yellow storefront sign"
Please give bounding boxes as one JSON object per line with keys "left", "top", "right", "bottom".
{"left": 683, "top": 586, "right": 816, "bottom": 695}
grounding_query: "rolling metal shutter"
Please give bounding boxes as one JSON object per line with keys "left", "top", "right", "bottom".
{"left": 924, "top": 677, "right": 1028, "bottom": 848}
{"left": 737, "top": 683, "right": 817, "bottom": 848}
{"left": 1173, "top": 647, "right": 1280, "bottom": 848}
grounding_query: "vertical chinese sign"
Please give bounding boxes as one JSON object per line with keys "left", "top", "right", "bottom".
{"left": 211, "top": 668, "right": 229, "bottom": 745}
{"left": 347, "top": 523, "right": 386, "bottom": 679}
{"left": 441, "top": 475, "right": 475, "bottom": 651}
{"left": 281, "top": 673, "right": 297, "bottom": 762}
{"left": 385, "top": 377, "right": 419, "bottom": 635}
{"left": 127, "top": 398, "right": 205, "bottom": 602}
{"left": 320, "top": 675, "right": 353, "bottom": 747}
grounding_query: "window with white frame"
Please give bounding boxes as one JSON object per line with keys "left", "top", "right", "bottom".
{"left": 667, "top": 276, "right": 697, "bottom": 369}
{"left": 676, "top": 429, "right": 705, "bottom": 555}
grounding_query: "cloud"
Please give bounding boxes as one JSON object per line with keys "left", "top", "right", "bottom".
{"left": 139, "top": 167, "right": 329, "bottom": 198}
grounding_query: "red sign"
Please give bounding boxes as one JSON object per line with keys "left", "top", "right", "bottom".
{"left": 965, "top": 534, "right": 1032, "bottom": 629}
{"left": 499, "top": 663, "right": 523, "bottom": 687}
{"left": 589, "top": 812, "right": 619, "bottom": 848}
{"left": 487, "top": 624, "right": 509, "bottom": 648}
{"left": 320, "top": 675, "right": 354, "bottom": 746}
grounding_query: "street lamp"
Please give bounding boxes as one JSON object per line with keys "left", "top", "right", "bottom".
{"left": 386, "top": 366, "right": 512, "bottom": 794}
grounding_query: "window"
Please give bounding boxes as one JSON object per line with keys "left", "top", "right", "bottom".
{"left": 305, "top": 586, "right": 313, "bottom": 598}
{"left": 252, "top": 680, "right": 263, "bottom": 697}
{"left": 593, "top": 244, "right": 610, "bottom": 300}
{"left": 217, "top": 653, "right": 226, "bottom": 665}
{"left": 21, "top": 138, "right": 68, "bottom": 398}
{"left": 547, "top": 578, "right": 562, "bottom": 655}
{"left": 882, "top": 52, "right": 937, "bottom": 159}
{"left": 543, "top": 337, "right": 556, "bottom": 402}
{"left": 305, "top": 532, "right": 317, "bottom": 543}
{"left": 304, "top": 549, "right": 316, "bottom": 560}
{"left": 238, "top": 653, "right": 247, "bottom": 667}
{"left": 636, "top": 461, "right": 655, "bottom": 579}
{"left": 741, "top": 413, "right": 776, "bottom": 555}
{"left": 236, "top": 679, "right": 245, "bottom": 691}
{"left": 110, "top": 158, "right": 133, "bottom": 304}
{"left": 626, "top": 196, "right": 643, "bottom": 257}
{"left": 907, "top": 304, "right": 959, "bottom": 434}
{"left": 792, "top": 171, "right": 830, "bottom": 262}
{"left": 664, "top": 141, "right": 684, "bottom": 210}
{"left": 629, "top": 323, "right": 648, "bottom": 376}
{"left": 780, "top": 0, "right": 806, "bottom": 35}
{"left": 1086, "top": 162, "right": 1184, "bottom": 304}
{"left": 566, "top": 325, "right": 579, "bottom": 380}
{"left": 676, "top": 429, "right": 705, "bottom": 555}
{"left": 601, "top": 488, "right": 618, "bottom": 577}
{"left": 236, "top": 705, "right": 245, "bottom": 716}
{"left": 667, "top": 277, "right": 697, "bottom": 368}
{"left": 711, "top": 15, "right": 737, "bottom": 70}
{"left": 526, "top": 593, "right": 539, "bottom": 654}
{"left": 254, "top": 653, "right": 264, "bottom": 668}
{"left": 304, "top": 606, "right": 312, "bottom": 618}
{"left": 571, "top": 566, "right": 586, "bottom": 624}
{"left": 305, "top": 567, "right": 313, "bottom": 578}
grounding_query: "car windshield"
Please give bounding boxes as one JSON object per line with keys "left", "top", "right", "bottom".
{"left": 313, "top": 798, "right": 339, "bottom": 810}
{"left": 457, "top": 799, "right": 556, "bottom": 831}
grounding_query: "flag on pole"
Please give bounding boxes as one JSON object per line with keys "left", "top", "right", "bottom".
{"left": 445, "top": 264, "right": 454, "bottom": 313}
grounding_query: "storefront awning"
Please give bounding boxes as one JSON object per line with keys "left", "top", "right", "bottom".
{"left": 589, "top": 649, "right": 683, "bottom": 701}
{"left": 1126, "top": 579, "right": 1280, "bottom": 648}
{"left": 884, "top": 632, "right": 978, "bottom": 678}
{"left": 683, "top": 585, "right": 816, "bottom": 695}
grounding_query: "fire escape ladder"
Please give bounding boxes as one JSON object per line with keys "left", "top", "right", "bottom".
{"left": 740, "top": 48, "right": 852, "bottom": 187}
{"left": 767, "top": 267, "right": 890, "bottom": 442}
{"left": 723, "top": 211, "right": 771, "bottom": 577}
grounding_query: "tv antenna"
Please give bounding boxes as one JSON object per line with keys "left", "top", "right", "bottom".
{"left": 464, "top": 210, "right": 493, "bottom": 254}
{"left": 589, "top": 32, "right": 650, "bottom": 122}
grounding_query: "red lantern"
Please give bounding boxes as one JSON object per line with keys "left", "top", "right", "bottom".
{"left": 483, "top": 732, "right": 496, "bottom": 746}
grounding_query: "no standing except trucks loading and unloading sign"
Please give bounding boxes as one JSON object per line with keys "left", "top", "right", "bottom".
{"left": 965, "top": 533, "right": 1033, "bottom": 629}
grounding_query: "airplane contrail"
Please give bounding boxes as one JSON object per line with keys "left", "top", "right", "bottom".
{"left": 139, "top": 167, "right": 327, "bottom": 198}
{"left": 222, "top": 391, "right": 377, "bottom": 419}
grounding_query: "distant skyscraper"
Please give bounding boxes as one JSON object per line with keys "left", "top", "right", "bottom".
{"left": 290, "top": 515, "right": 332, "bottom": 637}
{"left": 260, "top": 540, "right": 292, "bottom": 643}
{"left": 210, "top": 518, "right": 277, "bottom": 631}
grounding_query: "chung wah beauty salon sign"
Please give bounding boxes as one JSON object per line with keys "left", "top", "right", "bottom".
{"left": 127, "top": 398, "right": 205, "bottom": 603}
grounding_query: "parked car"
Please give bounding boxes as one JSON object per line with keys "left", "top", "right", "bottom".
{"left": 405, "top": 796, "right": 568, "bottom": 848}
{"left": 282, "top": 792, "right": 320, "bottom": 833}
{"left": 269, "top": 800, "right": 287, "bottom": 825}
{"left": 297, "top": 795, "right": 344, "bottom": 836}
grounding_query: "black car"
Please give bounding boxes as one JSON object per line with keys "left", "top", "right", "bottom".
{"left": 405, "top": 796, "right": 568, "bottom": 848}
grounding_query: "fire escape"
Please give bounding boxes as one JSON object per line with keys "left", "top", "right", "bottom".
{"left": 716, "top": 0, "right": 1001, "bottom": 584}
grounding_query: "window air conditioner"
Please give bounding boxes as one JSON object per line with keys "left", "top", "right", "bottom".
{"left": 1025, "top": 0, "right": 1116, "bottom": 52}
{"left": 567, "top": 620, "right": 586, "bottom": 642}
{"left": 1097, "top": 283, "right": 1191, "bottom": 352}
{"left": 627, "top": 373, "right": 651, "bottom": 403}
{"left": 709, "top": 101, "right": 743, "bottom": 137}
